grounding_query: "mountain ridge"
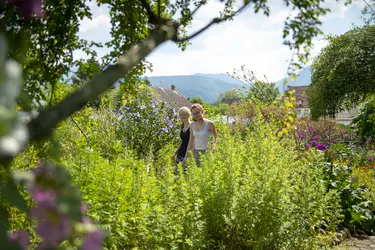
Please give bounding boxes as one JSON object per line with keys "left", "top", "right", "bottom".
{"left": 145, "top": 74, "right": 244, "bottom": 103}
{"left": 145, "top": 67, "right": 312, "bottom": 103}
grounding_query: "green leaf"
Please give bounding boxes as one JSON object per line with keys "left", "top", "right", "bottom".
{"left": 0, "top": 205, "right": 22, "bottom": 250}
{"left": 2, "top": 180, "right": 27, "bottom": 213}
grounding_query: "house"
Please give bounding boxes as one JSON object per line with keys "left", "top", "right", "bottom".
{"left": 287, "top": 85, "right": 360, "bottom": 124}
{"left": 335, "top": 104, "right": 361, "bottom": 126}
{"left": 288, "top": 86, "right": 310, "bottom": 118}
{"left": 151, "top": 84, "right": 192, "bottom": 109}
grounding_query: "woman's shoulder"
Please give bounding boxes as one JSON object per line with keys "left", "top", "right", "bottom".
{"left": 204, "top": 118, "right": 214, "bottom": 124}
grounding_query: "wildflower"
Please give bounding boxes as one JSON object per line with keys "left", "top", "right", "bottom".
{"left": 35, "top": 215, "right": 71, "bottom": 248}
{"left": 264, "top": 133, "right": 268, "bottom": 137}
{"left": 314, "top": 135, "right": 321, "bottom": 140}
{"left": 304, "top": 145, "right": 310, "bottom": 149}
{"left": 28, "top": 186, "right": 57, "bottom": 218}
{"left": 8, "top": 230, "right": 28, "bottom": 250}
{"left": 317, "top": 144, "right": 327, "bottom": 151}
{"left": 368, "top": 157, "right": 373, "bottom": 162}
{"left": 343, "top": 133, "right": 350, "bottom": 137}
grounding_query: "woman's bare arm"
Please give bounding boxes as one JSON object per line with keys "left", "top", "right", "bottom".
{"left": 209, "top": 122, "right": 218, "bottom": 151}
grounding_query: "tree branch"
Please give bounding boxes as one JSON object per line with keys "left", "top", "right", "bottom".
{"left": 140, "top": 0, "right": 160, "bottom": 24}
{"left": 176, "top": 3, "right": 250, "bottom": 42}
{"left": 191, "top": 0, "right": 207, "bottom": 17}
{"left": 27, "top": 20, "right": 179, "bottom": 143}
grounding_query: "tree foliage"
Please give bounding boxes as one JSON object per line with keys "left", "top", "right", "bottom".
{"left": 308, "top": 25, "right": 375, "bottom": 119}
{"left": 217, "top": 88, "right": 245, "bottom": 103}
{"left": 0, "top": 0, "right": 364, "bottom": 248}
{"left": 0, "top": 0, "right": 100, "bottom": 109}
{"left": 352, "top": 95, "right": 375, "bottom": 140}
{"left": 228, "top": 65, "right": 280, "bottom": 105}
{"left": 188, "top": 96, "right": 205, "bottom": 105}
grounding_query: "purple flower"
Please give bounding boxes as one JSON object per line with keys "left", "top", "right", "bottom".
{"left": 81, "top": 230, "right": 104, "bottom": 250}
{"left": 343, "top": 134, "right": 350, "bottom": 137}
{"left": 304, "top": 144, "right": 310, "bottom": 149}
{"left": 368, "top": 157, "right": 373, "bottom": 162}
{"left": 314, "top": 135, "right": 321, "bottom": 140}
{"left": 8, "top": 230, "right": 28, "bottom": 250}
{"left": 264, "top": 133, "right": 268, "bottom": 137}
{"left": 35, "top": 215, "right": 71, "bottom": 248}
{"left": 317, "top": 144, "right": 327, "bottom": 151}
{"left": 29, "top": 187, "right": 57, "bottom": 219}
{"left": 311, "top": 140, "right": 318, "bottom": 147}
{"left": 1, "top": 0, "right": 43, "bottom": 18}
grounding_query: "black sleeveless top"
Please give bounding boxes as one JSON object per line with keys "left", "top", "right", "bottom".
{"left": 177, "top": 124, "right": 190, "bottom": 158}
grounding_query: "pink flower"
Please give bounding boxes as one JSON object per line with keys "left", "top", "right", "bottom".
{"left": 8, "top": 230, "right": 29, "bottom": 250}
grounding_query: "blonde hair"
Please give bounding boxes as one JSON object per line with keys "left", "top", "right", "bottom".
{"left": 190, "top": 103, "right": 204, "bottom": 113}
{"left": 178, "top": 106, "right": 191, "bottom": 116}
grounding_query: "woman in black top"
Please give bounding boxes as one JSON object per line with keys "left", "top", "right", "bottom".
{"left": 172, "top": 107, "right": 191, "bottom": 173}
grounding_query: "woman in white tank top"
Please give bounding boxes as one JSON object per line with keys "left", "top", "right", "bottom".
{"left": 183, "top": 103, "right": 218, "bottom": 167}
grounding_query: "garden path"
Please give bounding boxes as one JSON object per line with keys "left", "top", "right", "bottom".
{"left": 334, "top": 235, "right": 375, "bottom": 250}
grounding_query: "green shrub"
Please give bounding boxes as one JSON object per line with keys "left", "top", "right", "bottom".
{"left": 10, "top": 103, "right": 343, "bottom": 250}
{"left": 352, "top": 96, "right": 375, "bottom": 141}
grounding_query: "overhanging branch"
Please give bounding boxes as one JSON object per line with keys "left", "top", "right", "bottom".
{"left": 191, "top": 0, "right": 207, "bottom": 17}
{"left": 140, "top": 0, "right": 161, "bottom": 24}
{"left": 27, "top": 20, "right": 179, "bottom": 143}
{"left": 176, "top": 3, "right": 250, "bottom": 42}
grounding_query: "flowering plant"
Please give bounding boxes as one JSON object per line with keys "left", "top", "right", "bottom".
{"left": 9, "top": 161, "right": 104, "bottom": 249}
{"left": 114, "top": 87, "right": 180, "bottom": 158}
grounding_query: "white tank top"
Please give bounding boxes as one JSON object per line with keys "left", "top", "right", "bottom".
{"left": 192, "top": 119, "right": 211, "bottom": 150}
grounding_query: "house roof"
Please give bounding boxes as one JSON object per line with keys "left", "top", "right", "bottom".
{"left": 288, "top": 85, "right": 310, "bottom": 108}
{"left": 151, "top": 85, "right": 192, "bottom": 109}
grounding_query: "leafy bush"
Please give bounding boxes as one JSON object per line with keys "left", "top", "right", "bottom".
{"left": 114, "top": 86, "right": 180, "bottom": 159}
{"left": 352, "top": 96, "right": 375, "bottom": 141}
{"left": 295, "top": 118, "right": 352, "bottom": 151}
{"left": 292, "top": 118, "right": 375, "bottom": 234}
{"left": 11, "top": 113, "right": 343, "bottom": 249}
{"left": 320, "top": 144, "right": 375, "bottom": 234}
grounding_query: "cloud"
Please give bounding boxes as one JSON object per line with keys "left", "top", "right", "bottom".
{"left": 74, "top": 0, "right": 365, "bottom": 82}
{"left": 145, "top": 0, "right": 365, "bottom": 81}
{"left": 79, "top": 14, "right": 111, "bottom": 33}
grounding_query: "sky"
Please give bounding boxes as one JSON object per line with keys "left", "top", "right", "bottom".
{"left": 76, "top": 0, "right": 367, "bottom": 82}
